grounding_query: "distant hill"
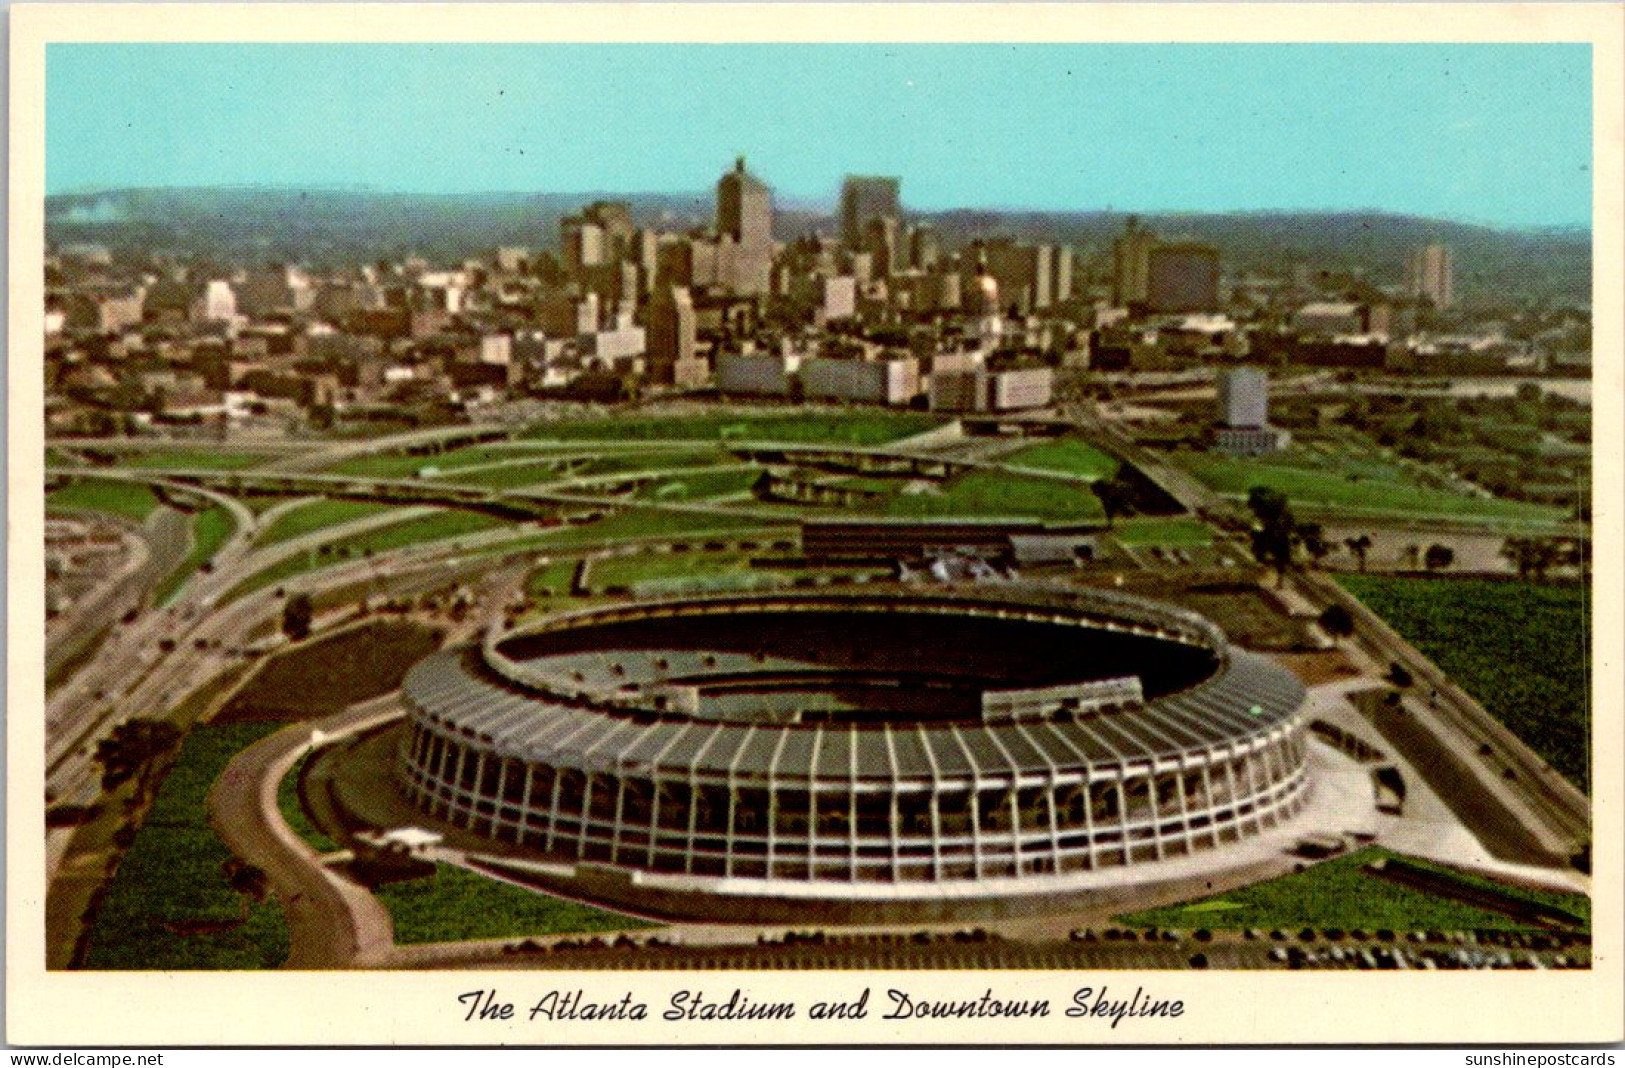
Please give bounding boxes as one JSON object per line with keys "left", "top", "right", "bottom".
{"left": 45, "top": 187, "right": 1590, "bottom": 306}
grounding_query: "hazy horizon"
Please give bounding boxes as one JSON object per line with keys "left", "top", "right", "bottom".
{"left": 47, "top": 43, "right": 1593, "bottom": 229}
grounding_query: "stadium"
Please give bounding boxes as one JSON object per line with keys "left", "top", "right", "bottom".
{"left": 394, "top": 585, "right": 1312, "bottom": 917}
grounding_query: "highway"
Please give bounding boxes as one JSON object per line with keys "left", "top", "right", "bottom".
{"left": 41, "top": 415, "right": 1592, "bottom": 967}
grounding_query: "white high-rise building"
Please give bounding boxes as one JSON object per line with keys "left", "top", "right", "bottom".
{"left": 1408, "top": 243, "right": 1454, "bottom": 310}
{"left": 1214, "top": 367, "right": 1287, "bottom": 455}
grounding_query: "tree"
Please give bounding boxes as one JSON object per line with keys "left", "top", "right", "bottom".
{"left": 1297, "top": 522, "right": 1330, "bottom": 568}
{"left": 1318, "top": 604, "right": 1355, "bottom": 641}
{"left": 1092, "top": 471, "right": 1138, "bottom": 530}
{"left": 1246, "top": 486, "right": 1299, "bottom": 582}
{"left": 93, "top": 719, "right": 182, "bottom": 793}
{"left": 1423, "top": 544, "right": 1455, "bottom": 571}
{"left": 281, "top": 593, "right": 314, "bottom": 641}
{"left": 1344, "top": 534, "right": 1373, "bottom": 573}
{"left": 1502, "top": 536, "right": 1558, "bottom": 582}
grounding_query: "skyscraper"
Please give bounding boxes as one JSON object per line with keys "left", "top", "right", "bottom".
{"left": 1408, "top": 243, "right": 1454, "bottom": 310}
{"left": 716, "top": 157, "right": 772, "bottom": 249}
{"left": 1145, "top": 242, "right": 1221, "bottom": 313}
{"left": 716, "top": 157, "right": 773, "bottom": 296}
{"left": 647, "top": 285, "right": 706, "bottom": 387}
{"left": 840, "top": 176, "right": 902, "bottom": 250}
{"left": 1214, "top": 367, "right": 1288, "bottom": 455}
{"left": 1111, "top": 217, "right": 1158, "bottom": 307}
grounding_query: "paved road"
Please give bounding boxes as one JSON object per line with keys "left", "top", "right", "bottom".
{"left": 45, "top": 520, "right": 152, "bottom": 687}
{"left": 208, "top": 695, "right": 403, "bottom": 969}
{"left": 1296, "top": 571, "right": 1589, "bottom": 863}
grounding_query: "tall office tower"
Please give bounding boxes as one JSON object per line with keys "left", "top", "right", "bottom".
{"left": 1111, "top": 216, "right": 1158, "bottom": 306}
{"left": 1052, "top": 246, "right": 1074, "bottom": 305}
{"left": 840, "top": 175, "right": 902, "bottom": 250}
{"left": 716, "top": 157, "right": 772, "bottom": 248}
{"left": 1214, "top": 366, "right": 1287, "bottom": 455}
{"left": 984, "top": 240, "right": 1056, "bottom": 313}
{"left": 1408, "top": 243, "right": 1454, "bottom": 310}
{"left": 1217, "top": 366, "right": 1269, "bottom": 428}
{"left": 865, "top": 216, "right": 902, "bottom": 277}
{"left": 200, "top": 279, "right": 238, "bottom": 323}
{"left": 716, "top": 157, "right": 774, "bottom": 296}
{"left": 634, "top": 230, "right": 660, "bottom": 296}
{"left": 583, "top": 201, "right": 636, "bottom": 262}
{"left": 561, "top": 215, "right": 607, "bottom": 274}
{"left": 1145, "top": 242, "right": 1222, "bottom": 313}
{"left": 647, "top": 286, "right": 705, "bottom": 386}
{"left": 907, "top": 225, "right": 941, "bottom": 272}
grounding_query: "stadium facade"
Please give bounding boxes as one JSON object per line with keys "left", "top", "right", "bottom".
{"left": 395, "top": 586, "right": 1310, "bottom": 911}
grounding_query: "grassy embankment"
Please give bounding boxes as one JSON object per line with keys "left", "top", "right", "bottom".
{"left": 1117, "top": 847, "right": 1589, "bottom": 933}
{"left": 1337, "top": 574, "right": 1589, "bottom": 793}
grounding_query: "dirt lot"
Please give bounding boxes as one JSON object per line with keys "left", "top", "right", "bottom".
{"left": 212, "top": 620, "right": 443, "bottom": 724}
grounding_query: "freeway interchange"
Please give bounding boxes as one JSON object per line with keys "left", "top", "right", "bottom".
{"left": 40, "top": 408, "right": 1592, "bottom": 968}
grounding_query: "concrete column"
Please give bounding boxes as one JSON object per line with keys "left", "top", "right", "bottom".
{"left": 724, "top": 782, "right": 739, "bottom": 878}
{"left": 928, "top": 789, "right": 943, "bottom": 881}
{"left": 848, "top": 781, "right": 859, "bottom": 883}
{"left": 889, "top": 790, "right": 902, "bottom": 882}
{"left": 1147, "top": 768, "right": 1165, "bottom": 860}
{"left": 493, "top": 758, "right": 510, "bottom": 837}
{"left": 1199, "top": 756, "right": 1221, "bottom": 849}
{"left": 1043, "top": 779, "right": 1062, "bottom": 874}
{"left": 1006, "top": 786, "right": 1023, "bottom": 877}
{"left": 1221, "top": 747, "right": 1243, "bottom": 839}
{"left": 610, "top": 776, "right": 629, "bottom": 865}
{"left": 968, "top": 782, "right": 985, "bottom": 879}
{"left": 1172, "top": 758, "right": 1194, "bottom": 855}
{"left": 517, "top": 764, "right": 536, "bottom": 846}
{"left": 807, "top": 786, "right": 819, "bottom": 878}
{"left": 685, "top": 776, "right": 701, "bottom": 875}
{"left": 645, "top": 780, "right": 663, "bottom": 868}
{"left": 1115, "top": 776, "right": 1131, "bottom": 865}
{"left": 1081, "top": 775, "right": 1099, "bottom": 871}
{"left": 544, "top": 769, "right": 565, "bottom": 853}
{"left": 575, "top": 771, "right": 594, "bottom": 859}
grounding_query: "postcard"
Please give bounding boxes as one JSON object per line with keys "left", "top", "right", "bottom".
{"left": 8, "top": 2, "right": 1623, "bottom": 1048}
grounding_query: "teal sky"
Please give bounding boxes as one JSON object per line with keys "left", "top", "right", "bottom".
{"left": 47, "top": 43, "right": 1592, "bottom": 228}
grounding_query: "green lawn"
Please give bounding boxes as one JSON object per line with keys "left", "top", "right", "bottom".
{"left": 46, "top": 478, "right": 162, "bottom": 522}
{"left": 1005, "top": 438, "right": 1121, "bottom": 481}
{"left": 635, "top": 467, "right": 763, "bottom": 502}
{"left": 372, "top": 863, "right": 656, "bottom": 944}
{"left": 525, "top": 558, "right": 582, "bottom": 598}
{"left": 1111, "top": 517, "right": 1217, "bottom": 547}
{"left": 881, "top": 470, "right": 1105, "bottom": 523}
{"left": 1177, "top": 447, "right": 1566, "bottom": 525}
{"left": 277, "top": 752, "right": 341, "bottom": 853}
{"left": 251, "top": 498, "right": 404, "bottom": 549}
{"left": 110, "top": 450, "right": 272, "bottom": 472}
{"left": 1337, "top": 575, "right": 1590, "bottom": 792}
{"left": 531, "top": 507, "right": 789, "bottom": 548}
{"left": 225, "top": 509, "right": 510, "bottom": 601}
{"left": 590, "top": 551, "right": 758, "bottom": 589}
{"left": 83, "top": 723, "right": 291, "bottom": 969}
{"left": 322, "top": 453, "right": 449, "bottom": 480}
{"left": 323, "top": 444, "right": 558, "bottom": 480}
{"left": 1117, "top": 848, "right": 1589, "bottom": 933}
{"left": 155, "top": 504, "right": 236, "bottom": 606}
{"left": 567, "top": 449, "right": 734, "bottom": 477}
{"left": 525, "top": 411, "right": 943, "bottom": 446}
{"left": 438, "top": 462, "right": 570, "bottom": 489}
